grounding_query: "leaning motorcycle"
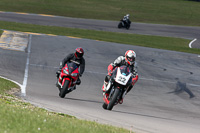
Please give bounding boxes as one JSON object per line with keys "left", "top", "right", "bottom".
{"left": 102, "top": 65, "right": 133, "bottom": 110}
{"left": 56, "top": 60, "right": 80, "bottom": 98}
{"left": 118, "top": 19, "right": 131, "bottom": 30}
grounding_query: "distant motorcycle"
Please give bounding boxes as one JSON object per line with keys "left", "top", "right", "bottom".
{"left": 56, "top": 60, "right": 80, "bottom": 98}
{"left": 102, "top": 65, "right": 133, "bottom": 110}
{"left": 118, "top": 19, "right": 131, "bottom": 30}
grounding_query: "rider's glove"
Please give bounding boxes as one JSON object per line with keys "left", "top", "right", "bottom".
{"left": 108, "top": 70, "right": 113, "bottom": 76}
{"left": 131, "top": 72, "right": 137, "bottom": 78}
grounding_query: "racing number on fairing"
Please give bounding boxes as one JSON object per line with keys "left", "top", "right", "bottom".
{"left": 118, "top": 76, "right": 126, "bottom": 83}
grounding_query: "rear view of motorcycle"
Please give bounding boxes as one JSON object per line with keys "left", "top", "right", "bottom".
{"left": 118, "top": 19, "right": 131, "bottom": 30}
{"left": 56, "top": 60, "right": 80, "bottom": 98}
{"left": 102, "top": 65, "right": 133, "bottom": 110}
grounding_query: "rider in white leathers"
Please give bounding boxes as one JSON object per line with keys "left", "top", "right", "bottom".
{"left": 102, "top": 50, "right": 139, "bottom": 104}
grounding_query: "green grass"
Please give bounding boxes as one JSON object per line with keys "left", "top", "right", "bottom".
{"left": 0, "top": 78, "right": 129, "bottom": 133}
{"left": 0, "top": 30, "right": 3, "bottom": 36}
{"left": 1, "top": 21, "right": 199, "bottom": 54}
{"left": 0, "top": 0, "right": 200, "bottom": 26}
{"left": 0, "top": 78, "right": 19, "bottom": 93}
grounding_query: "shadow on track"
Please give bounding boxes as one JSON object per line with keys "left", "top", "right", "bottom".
{"left": 167, "top": 80, "right": 195, "bottom": 98}
{"left": 112, "top": 110, "right": 182, "bottom": 122}
{"left": 64, "top": 97, "right": 102, "bottom": 104}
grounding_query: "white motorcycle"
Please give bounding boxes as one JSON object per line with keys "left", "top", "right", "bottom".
{"left": 102, "top": 65, "right": 133, "bottom": 110}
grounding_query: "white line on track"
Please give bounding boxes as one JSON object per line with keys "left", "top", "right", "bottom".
{"left": 29, "top": 64, "right": 200, "bottom": 87}
{"left": 189, "top": 38, "right": 197, "bottom": 48}
{"left": 86, "top": 71, "right": 200, "bottom": 87}
{"left": 21, "top": 34, "right": 32, "bottom": 96}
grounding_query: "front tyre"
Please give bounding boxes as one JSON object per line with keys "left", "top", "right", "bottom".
{"left": 118, "top": 22, "right": 122, "bottom": 28}
{"left": 126, "top": 24, "right": 130, "bottom": 30}
{"left": 107, "top": 88, "right": 121, "bottom": 110}
{"left": 59, "top": 80, "right": 70, "bottom": 98}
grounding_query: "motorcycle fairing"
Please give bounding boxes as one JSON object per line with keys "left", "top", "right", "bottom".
{"left": 115, "top": 67, "right": 132, "bottom": 85}
{"left": 59, "top": 62, "right": 79, "bottom": 88}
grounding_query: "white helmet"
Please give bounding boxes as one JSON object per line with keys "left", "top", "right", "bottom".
{"left": 125, "top": 50, "right": 136, "bottom": 65}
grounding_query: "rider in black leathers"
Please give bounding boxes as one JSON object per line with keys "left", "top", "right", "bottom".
{"left": 122, "top": 14, "right": 131, "bottom": 27}
{"left": 56, "top": 47, "right": 85, "bottom": 85}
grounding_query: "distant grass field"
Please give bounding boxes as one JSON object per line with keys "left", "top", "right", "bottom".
{"left": 1, "top": 21, "right": 199, "bottom": 54}
{"left": 0, "top": 0, "right": 200, "bottom": 26}
{"left": 0, "top": 78, "right": 129, "bottom": 133}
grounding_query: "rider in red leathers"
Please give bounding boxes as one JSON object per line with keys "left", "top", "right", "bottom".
{"left": 102, "top": 50, "right": 138, "bottom": 104}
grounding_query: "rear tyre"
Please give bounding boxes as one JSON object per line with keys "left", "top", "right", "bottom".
{"left": 107, "top": 88, "right": 121, "bottom": 110}
{"left": 59, "top": 80, "right": 70, "bottom": 98}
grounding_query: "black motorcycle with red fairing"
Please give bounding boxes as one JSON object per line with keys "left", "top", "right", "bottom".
{"left": 56, "top": 60, "right": 80, "bottom": 98}
{"left": 56, "top": 47, "right": 85, "bottom": 98}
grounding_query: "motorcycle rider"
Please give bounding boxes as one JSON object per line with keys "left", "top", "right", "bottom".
{"left": 102, "top": 50, "right": 138, "bottom": 104}
{"left": 122, "top": 14, "right": 131, "bottom": 26}
{"left": 56, "top": 47, "right": 85, "bottom": 86}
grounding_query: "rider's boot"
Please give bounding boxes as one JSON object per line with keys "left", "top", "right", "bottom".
{"left": 102, "top": 81, "right": 109, "bottom": 97}
{"left": 56, "top": 82, "right": 59, "bottom": 87}
{"left": 56, "top": 69, "right": 61, "bottom": 78}
{"left": 56, "top": 70, "right": 61, "bottom": 87}
{"left": 72, "top": 85, "right": 76, "bottom": 90}
{"left": 119, "top": 99, "right": 123, "bottom": 104}
{"left": 102, "top": 81, "right": 108, "bottom": 91}
{"left": 76, "top": 77, "right": 81, "bottom": 85}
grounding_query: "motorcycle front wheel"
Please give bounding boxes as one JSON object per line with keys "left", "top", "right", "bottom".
{"left": 126, "top": 25, "right": 130, "bottom": 30}
{"left": 107, "top": 88, "right": 121, "bottom": 110}
{"left": 118, "top": 22, "right": 122, "bottom": 28}
{"left": 59, "top": 80, "right": 70, "bottom": 98}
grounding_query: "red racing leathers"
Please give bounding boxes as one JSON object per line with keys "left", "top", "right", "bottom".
{"left": 102, "top": 56, "right": 138, "bottom": 93}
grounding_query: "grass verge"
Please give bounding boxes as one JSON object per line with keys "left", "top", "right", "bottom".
{"left": 0, "top": 0, "right": 200, "bottom": 26}
{"left": 0, "top": 78, "right": 129, "bottom": 133}
{"left": 1, "top": 21, "right": 199, "bottom": 54}
{"left": 0, "top": 29, "right": 3, "bottom": 36}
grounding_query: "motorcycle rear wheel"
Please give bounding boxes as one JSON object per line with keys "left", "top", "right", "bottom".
{"left": 107, "top": 88, "right": 121, "bottom": 110}
{"left": 59, "top": 80, "right": 70, "bottom": 98}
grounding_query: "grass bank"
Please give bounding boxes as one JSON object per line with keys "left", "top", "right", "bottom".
{"left": 0, "top": 78, "right": 129, "bottom": 133}
{"left": 0, "top": 0, "right": 200, "bottom": 26}
{"left": 1, "top": 21, "right": 199, "bottom": 54}
{"left": 0, "top": 29, "right": 3, "bottom": 36}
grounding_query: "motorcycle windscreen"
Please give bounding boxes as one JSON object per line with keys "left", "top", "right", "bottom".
{"left": 66, "top": 62, "right": 78, "bottom": 74}
{"left": 115, "top": 66, "right": 132, "bottom": 85}
{"left": 112, "top": 65, "right": 130, "bottom": 77}
{"left": 119, "top": 65, "right": 131, "bottom": 76}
